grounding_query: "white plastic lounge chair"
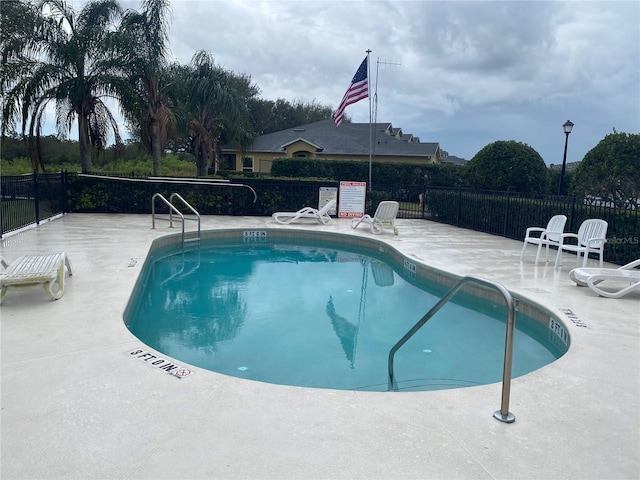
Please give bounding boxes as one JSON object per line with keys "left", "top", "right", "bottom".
{"left": 272, "top": 199, "right": 336, "bottom": 225}
{"left": 569, "top": 259, "right": 640, "bottom": 298}
{"left": 520, "top": 214, "right": 567, "bottom": 264}
{"left": 0, "top": 252, "right": 73, "bottom": 304}
{"left": 351, "top": 201, "right": 399, "bottom": 235}
{"left": 554, "top": 219, "right": 608, "bottom": 269}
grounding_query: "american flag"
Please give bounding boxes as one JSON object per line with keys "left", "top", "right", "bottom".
{"left": 333, "top": 57, "right": 369, "bottom": 127}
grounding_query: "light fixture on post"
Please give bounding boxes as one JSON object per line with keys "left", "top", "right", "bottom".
{"left": 558, "top": 120, "right": 574, "bottom": 195}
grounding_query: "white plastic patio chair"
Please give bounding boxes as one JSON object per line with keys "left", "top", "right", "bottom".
{"left": 569, "top": 259, "right": 640, "bottom": 298}
{"left": 351, "top": 201, "right": 399, "bottom": 235}
{"left": 272, "top": 199, "right": 336, "bottom": 225}
{"left": 554, "top": 219, "right": 608, "bottom": 269}
{"left": 520, "top": 214, "right": 567, "bottom": 264}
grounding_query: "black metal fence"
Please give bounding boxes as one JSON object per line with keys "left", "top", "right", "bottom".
{"left": 416, "top": 187, "right": 639, "bottom": 265}
{"left": 1, "top": 172, "right": 638, "bottom": 265}
{"left": 1, "top": 172, "right": 67, "bottom": 237}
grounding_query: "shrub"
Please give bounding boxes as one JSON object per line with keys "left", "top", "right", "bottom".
{"left": 464, "top": 140, "right": 549, "bottom": 193}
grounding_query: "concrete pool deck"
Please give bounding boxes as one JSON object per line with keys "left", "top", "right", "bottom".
{"left": 1, "top": 213, "right": 638, "bottom": 480}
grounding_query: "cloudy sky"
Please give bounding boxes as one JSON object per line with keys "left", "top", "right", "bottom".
{"left": 76, "top": 0, "right": 639, "bottom": 165}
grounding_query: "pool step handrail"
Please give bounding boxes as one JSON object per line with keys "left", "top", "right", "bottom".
{"left": 169, "top": 193, "right": 201, "bottom": 241}
{"left": 388, "top": 275, "right": 516, "bottom": 424}
{"left": 151, "top": 193, "right": 200, "bottom": 246}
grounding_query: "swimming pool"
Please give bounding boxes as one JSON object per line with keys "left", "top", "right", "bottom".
{"left": 124, "top": 229, "right": 569, "bottom": 392}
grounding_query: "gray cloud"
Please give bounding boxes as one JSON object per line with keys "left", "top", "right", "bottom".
{"left": 58, "top": 0, "right": 640, "bottom": 164}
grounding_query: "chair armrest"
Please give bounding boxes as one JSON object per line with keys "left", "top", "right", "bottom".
{"left": 525, "top": 227, "right": 545, "bottom": 237}
{"left": 585, "top": 236, "right": 607, "bottom": 247}
{"left": 558, "top": 233, "right": 579, "bottom": 245}
{"left": 540, "top": 229, "right": 563, "bottom": 241}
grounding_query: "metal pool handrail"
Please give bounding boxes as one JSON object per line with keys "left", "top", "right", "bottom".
{"left": 387, "top": 275, "right": 516, "bottom": 423}
{"left": 147, "top": 176, "right": 258, "bottom": 204}
{"left": 169, "top": 192, "right": 201, "bottom": 241}
{"left": 152, "top": 193, "right": 196, "bottom": 246}
{"left": 77, "top": 174, "right": 259, "bottom": 204}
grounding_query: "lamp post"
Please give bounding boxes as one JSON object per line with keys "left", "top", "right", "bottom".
{"left": 557, "top": 120, "right": 574, "bottom": 195}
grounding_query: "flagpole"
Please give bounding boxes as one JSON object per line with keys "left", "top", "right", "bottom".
{"left": 372, "top": 58, "right": 379, "bottom": 190}
{"left": 366, "top": 49, "right": 372, "bottom": 191}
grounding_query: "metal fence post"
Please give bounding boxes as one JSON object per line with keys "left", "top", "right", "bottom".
{"left": 456, "top": 187, "right": 462, "bottom": 226}
{"left": 569, "top": 195, "right": 577, "bottom": 231}
{"left": 62, "top": 170, "right": 69, "bottom": 213}
{"left": 33, "top": 171, "right": 41, "bottom": 225}
{"left": 503, "top": 191, "right": 511, "bottom": 236}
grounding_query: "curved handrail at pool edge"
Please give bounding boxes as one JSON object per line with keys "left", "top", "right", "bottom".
{"left": 147, "top": 176, "right": 258, "bottom": 203}
{"left": 169, "top": 192, "right": 201, "bottom": 241}
{"left": 387, "top": 275, "right": 516, "bottom": 424}
{"left": 151, "top": 193, "right": 187, "bottom": 245}
{"left": 78, "top": 173, "right": 259, "bottom": 204}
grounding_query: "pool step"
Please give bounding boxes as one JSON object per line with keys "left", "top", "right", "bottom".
{"left": 353, "top": 377, "right": 482, "bottom": 392}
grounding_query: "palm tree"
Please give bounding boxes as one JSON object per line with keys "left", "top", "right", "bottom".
{"left": 177, "top": 51, "right": 254, "bottom": 176}
{"left": 1, "top": 0, "right": 127, "bottom": 173}
{"left": 1, "top": 0, "right": 38, "bottom": 68}
{"left": 117, "top": 0, "right": 174, "bottom": 176}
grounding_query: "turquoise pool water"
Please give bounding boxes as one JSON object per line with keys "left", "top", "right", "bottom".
{"left": 124, "top": 233, "right": 567, "bottom": 391}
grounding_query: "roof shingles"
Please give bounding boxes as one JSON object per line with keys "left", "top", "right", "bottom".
{"left": 249, "top": 119, "right": 439, "bottom": 158}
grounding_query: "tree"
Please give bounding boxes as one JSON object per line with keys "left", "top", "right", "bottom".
{"left": 572, "top": 131, "right": 640, "bottom": 208}
{"left": 248, "top": 98, "right": 333, "bottom": 135}
{"left": 1, "top": 0, "right": 42, "bottom": 144}
{"left": 1, "top": 0, "right": 39, "bottom": 76}
{"left": 172, "top": 51, "right": 254, "bottom": 176}
{"left": 1, "top": 0, "right": 126, "bottom": 173}
{"left": 464, "top": 140, "right": 549, "bottom": 193}
{"left": 117, "top": 0, "right": 174, "bottom": 176}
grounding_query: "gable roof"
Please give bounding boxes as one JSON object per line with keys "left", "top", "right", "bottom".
{"left": 246, "top": 119, "right": 439, "bottom": 158}
{"left": 280, "top": 137, "right": 325, "bottom": 151}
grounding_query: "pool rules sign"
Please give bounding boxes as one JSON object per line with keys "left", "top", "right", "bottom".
{"left": 338, "top": 181, "right": 366, "bottom": 218}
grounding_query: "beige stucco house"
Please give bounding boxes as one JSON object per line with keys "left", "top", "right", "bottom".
{"left": 220, "top": 119, "right": 441, "bottom": 174}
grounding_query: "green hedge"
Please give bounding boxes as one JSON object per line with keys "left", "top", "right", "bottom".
{"left": 271, "top": 158, "right": 464, "bottom": 187}
{"left": 65, "top": 174, "right": 340, "bottom": 216}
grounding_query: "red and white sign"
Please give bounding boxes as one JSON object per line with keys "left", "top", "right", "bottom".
{"left": 338, "top": 181, "right": 366, "bottom": 218}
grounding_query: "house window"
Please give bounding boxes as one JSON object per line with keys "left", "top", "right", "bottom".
{"left": 222, "top": 154, "right": 236, "bottom": 170}
{"left": 294, "top": 151, "right": 309, "bottom": 158}
{"left": 242, "top": 156, "right": 254, "bottom": 172}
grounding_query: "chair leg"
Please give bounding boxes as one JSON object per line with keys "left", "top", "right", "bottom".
{"left": 44, "top": 264, "right": 65, "bottom": 300}
{"left": 534, "top": 243, "right": 543, "bottom": 265}
{"left": 65, "top": 255, "right": 74, "bottom": 276}
{"left": 520, "top": 242, "right": 528, "bottom": 260}
{"left": 350, "top": 218, "right": 363, "bottom": 230}
{"left": 554, "top": 248, "right": 563, "bottom": 269}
